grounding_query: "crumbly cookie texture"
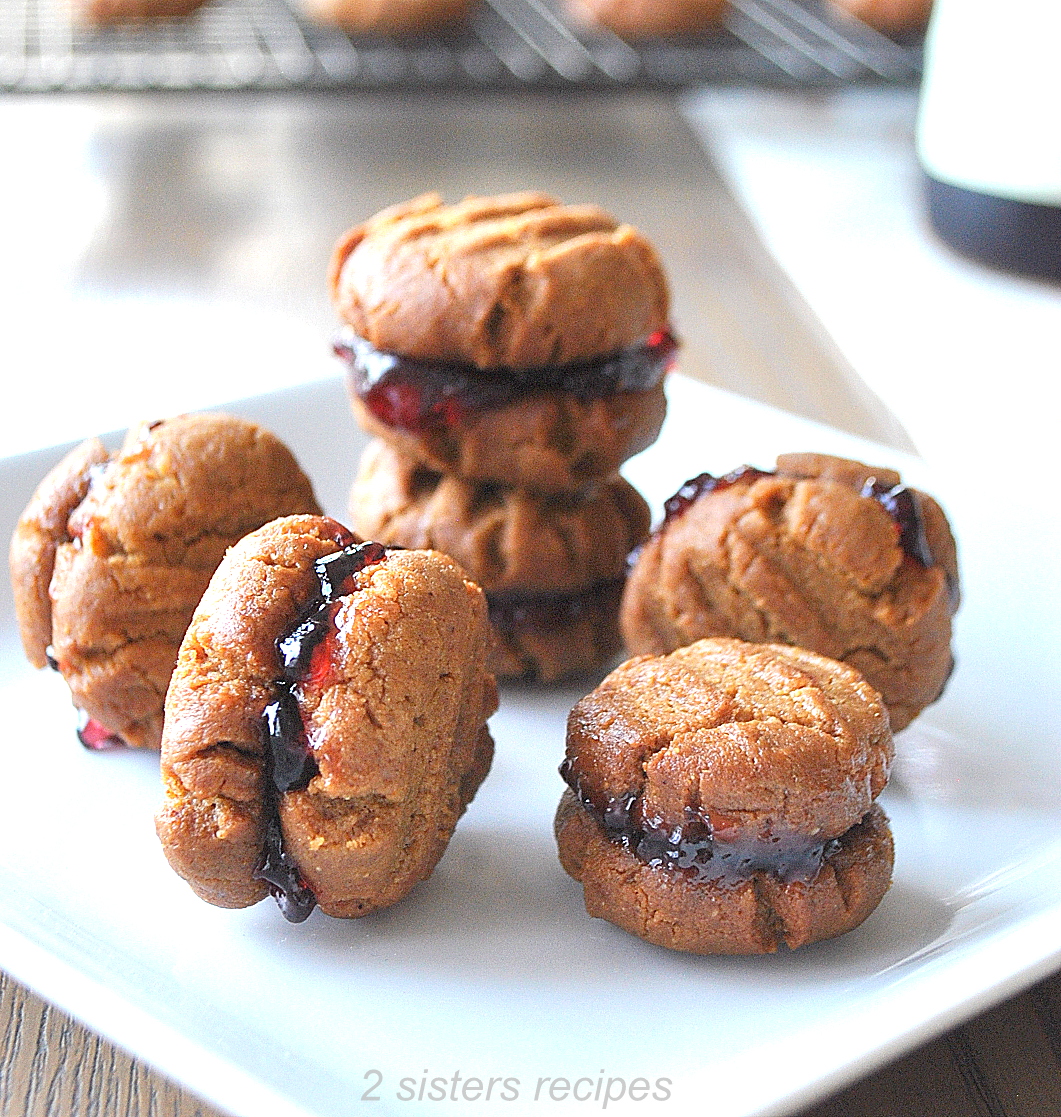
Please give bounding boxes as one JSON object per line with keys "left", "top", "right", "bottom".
{"left": 301, "top": 0, "right": 476, "bottom": 32}
{"left": 347, "top": 375, "right": 667, "bottom": 495}
{"left": 10, "top": 436, "right": 110, "bottom": 670}
{"left": 565, "top": 0, "right": 727, "bottom": 38}
{"left": 620, "top": 452, "right": 959, "bottom": 731}
{"left": 8, "top": 414, "right": 321, "bottom": 750}
{"left": 156, "top": 515, "right": 498, "bottom": 918}
{"left": 349, "top": 439, "right": 650, "bottom": 594}
{"left": 329, "top": 192, "right": 670, "bottom": 370}
{"left": 557, "top": 637, "right": 895, "bottom": 954}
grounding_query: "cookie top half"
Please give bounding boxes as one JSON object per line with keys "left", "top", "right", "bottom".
{"left": 565, "top": 637, "right": 893, "bottom": 845}
{"left": 621, "top": 452, "right": 959, "bottom": 731}
{"left": 329, "top": 192, "right": 670, "bottom": 370}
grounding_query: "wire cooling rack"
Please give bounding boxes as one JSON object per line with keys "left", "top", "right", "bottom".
{"left": 0, "top": 0, "right": 920, "bottom": 92}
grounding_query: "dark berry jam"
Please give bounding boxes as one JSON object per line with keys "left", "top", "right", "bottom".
{"left": 487, "top": 579, "right": 623, "bottom": 639}
{"left": 76, "top": 710, "right": 125, "bottom": 751}
{"left": 660, "top": 466, "right": 938, "bottom": 570}
{"left": 256, "top": 815, "right": 316, "bottom": 924}
{"left": 334, "top": 328, "right": 677, "bottom": 435}
{"left": 322, "top": 517, "right": 361, "bottom": 550}
{"left": 661, "top": 466, "right": 775, "bottom": 527}
{"left": 860, "top": 478, "right": 934, "bottom": 567}
{"left": 560, "top": 758, "right": 842, "bottom": 887}
{"left": 254, "top": 536, "right": 388, "bottom": 922}
{"left": 261, "top": 690, "right": 318, "bottom": 796}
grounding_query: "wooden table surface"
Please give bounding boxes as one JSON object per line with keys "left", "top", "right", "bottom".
{"left": 1, "top": 88, "right": 1056, "bottom": 1117}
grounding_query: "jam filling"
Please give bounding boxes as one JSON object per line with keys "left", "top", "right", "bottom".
{"left": 487, "top": 579, "right": 624, "bottom": 639}
{"left": 661, "top": 466, "right": 774, "bottom": 526}
{"left": 661, "top": 466, "right": 936, "bottom": 568}
{"left": 560, "top": 758, "right": 843, "bottom": 887}
{"left": 334, "top": 328, "right": 678, "bottom": 435}
{"left": 254, "top": 529, "right": 387, "bottom": 923}
{"left": 858, "top": 477, "right": 934, "bottom": 567}
{"left": 76, "top": 710, "right": 125, "bottom": 751}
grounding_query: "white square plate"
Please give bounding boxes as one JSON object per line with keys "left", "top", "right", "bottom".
{"left": 2, "top": 373, "right": 1060, "bottom": 1117}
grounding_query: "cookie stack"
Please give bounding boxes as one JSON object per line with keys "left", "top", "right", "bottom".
{"left": 329, "top": 191, "right": 677, "bottom": 681}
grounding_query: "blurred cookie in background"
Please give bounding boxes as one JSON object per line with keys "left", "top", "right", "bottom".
{"left": 300, "top": 0, "right": 478, "bottom": 34}
{"left": 828, "top": 0, "right": 932, "bottom": 36}
{"left": 73, "top": 0, "right": 207, "bottom": 22}
{"left": 564, "top": 0, "right": 727, "bottom": 38}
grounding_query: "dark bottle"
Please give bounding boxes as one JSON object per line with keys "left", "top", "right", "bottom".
{"left": 916, "top": 0, "right": 1061, "bottom": 283}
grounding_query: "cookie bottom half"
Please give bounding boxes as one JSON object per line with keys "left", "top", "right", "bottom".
{"left": 487, "top": 581, "right": 624, "bottom": 683}
{"left": 349, "top": 381, "right": 667, "bottom": 495}
{"left": 555, "top": 791, "right": 894, "bottom": 955}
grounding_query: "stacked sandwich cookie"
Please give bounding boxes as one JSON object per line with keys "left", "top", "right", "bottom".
{"left": 332, "top": 192, "right": 677, "bottom": 681}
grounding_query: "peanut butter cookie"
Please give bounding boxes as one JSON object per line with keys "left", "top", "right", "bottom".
{"left": 300, "top": 0, "right": 476, "bottom": 32}
{"left": 330, "top": 192, "right": 674, "bottom": 493}
{"left": 556, "top": 637, "right": 895, "bottom": 954}
{"left": 156, "top": 515, "right": 497, "bottom": 922}
{"left": 9, "top": 414, "right": 321, "bottom": 750}
{"left": 348, "top": 439, "right": 649, "bottom": 595}
{"left": 620, "top": 453, "right": 959, "bottom": 731}
{"left": 565, "top": 0, "right": 727, "bottom": 38}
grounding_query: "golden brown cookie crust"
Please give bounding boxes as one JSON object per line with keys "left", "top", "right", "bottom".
{"left": 329, "top": 192, "right": 670, "bottom": 371}
{"left": 9, "top": 436, "right": 109, "bottom": 669}
{"left": 157, "top": 515, "right": 498, "bottom": 919}
{"left": 348, "top": 376, "right": 667, "bottom": 494}
{"left": 567, "top": 638, "right": 893, "bottom": 841}
{"left": 349, "top": 439, "right": 650, "bottom": 594}
{"left": 557, "top": 638, "right": 895, "bottom": 953}
{"left": 620, "top": 453, "right": 959, "bottom": 731}
{"left": 565, "top": 0, "right": 727, "bottom": 38}
{"left": 10, "top": 414, "right": 321, "bottom": 750}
